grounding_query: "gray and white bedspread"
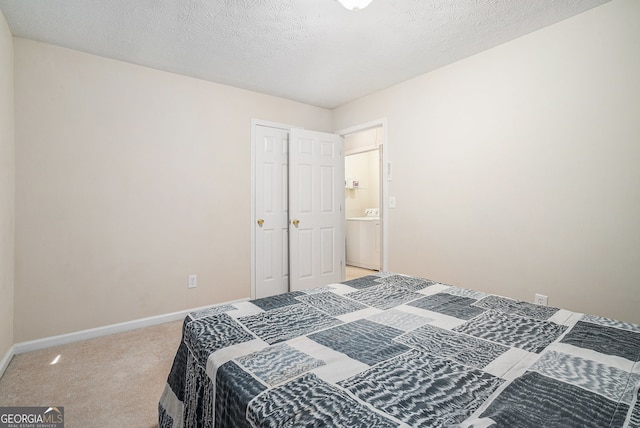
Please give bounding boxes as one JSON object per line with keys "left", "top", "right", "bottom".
{"left": 159, "top": 273, "right": 640, "bottom": 428}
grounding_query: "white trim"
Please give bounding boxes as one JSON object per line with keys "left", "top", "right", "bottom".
{"left": 10, "top": 299, "right": 248, "bottom": 356}
{"left": 0, "top": 345, "right": 15, "bottom": 380}
{"left": 335, "top": 118, "right": 387, "bottom": 137}
{"left": 250, "top": 118, "right": 297, "bottom": 131}
{"left": 335, "top": 118, "right": 389, "bottom": 272}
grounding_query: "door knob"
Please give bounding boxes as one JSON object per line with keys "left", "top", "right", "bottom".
{"left": 291, "top": 219, "right": 300, "bottom": 227}
{"left": 257, "top": 219, "right": 264, "bottom": 227}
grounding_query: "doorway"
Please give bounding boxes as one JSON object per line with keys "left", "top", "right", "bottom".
{"left": 344, "top": 127, "right": 383, "bottom": 275}
{"left": 337, "top": 119, "right": 388, "bottom": 276}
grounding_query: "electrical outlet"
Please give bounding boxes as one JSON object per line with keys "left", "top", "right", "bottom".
{"left": 534, "top": 293, "right": 548, "bottom": 306}
{"left": 188, "top": 274, "right": 197, "bottom": 289}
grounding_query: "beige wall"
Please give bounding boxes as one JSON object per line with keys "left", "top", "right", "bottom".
{"left": 0, "top": 10, "right": 14, "bottom": 358}
{"left": 334, "top": 0, "right": 640, "bottom": 323}
{"left": 13, "top": 38, "right": 332, "bottom": 342}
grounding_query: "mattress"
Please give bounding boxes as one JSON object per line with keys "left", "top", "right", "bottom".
{"left": 159, "top": 273, "right": 640, "bottom": 428}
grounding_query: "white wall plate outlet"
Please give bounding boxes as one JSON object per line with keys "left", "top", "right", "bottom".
{"left": 534, "top": 293, "right": 548, "bottom": 306}
{"left": 188, "top": 274, "right": 197, "bottom": 288}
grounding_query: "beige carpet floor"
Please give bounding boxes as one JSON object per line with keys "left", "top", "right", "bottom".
{"left": 0, "top": 320, "right": 183, "bottom": 428}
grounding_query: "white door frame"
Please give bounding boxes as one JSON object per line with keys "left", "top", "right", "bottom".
{"left": 335, "top": 118, "right": 389, "bottom": 272}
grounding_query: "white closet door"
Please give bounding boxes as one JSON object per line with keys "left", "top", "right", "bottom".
{"left": 289, "top": 129, "right": 345, "bottom": 291}
{"left": 254, "top": 126, "right": 289, "bottom": 298}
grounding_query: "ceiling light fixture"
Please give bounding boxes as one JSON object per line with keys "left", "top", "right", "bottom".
{"left": 336, "top": 0, "right": 373, "bottom": 12}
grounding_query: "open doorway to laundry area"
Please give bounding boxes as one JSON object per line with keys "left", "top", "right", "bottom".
{"left": 343, "top": 126, "right": 384, "bottom": 279}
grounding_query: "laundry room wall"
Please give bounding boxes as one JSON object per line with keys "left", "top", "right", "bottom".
{"left": 345, "top": 151, "right": 380, "bottom": 218}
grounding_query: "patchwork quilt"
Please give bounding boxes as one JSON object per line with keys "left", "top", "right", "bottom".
{"left": 159, "top": 273, "right": 640, "bottom": 428}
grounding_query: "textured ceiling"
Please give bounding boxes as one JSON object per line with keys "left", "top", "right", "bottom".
{"left": 0, "top": 0, "right": 612, "bottom": 108}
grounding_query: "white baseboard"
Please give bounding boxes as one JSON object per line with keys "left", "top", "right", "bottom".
{"left": 9, "top": 298, "right": 249, "bottom": 357}
{"left": 0, "top": 344, "right": 15, "bottom": 380}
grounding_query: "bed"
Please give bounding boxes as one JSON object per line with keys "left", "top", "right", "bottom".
{"left": 159, "top": 272, "right": 640, "bottom": 427}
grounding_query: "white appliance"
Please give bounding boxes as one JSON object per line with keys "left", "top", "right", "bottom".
{"left": 346, "top": 208, "right": 380, "bottom": 270}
